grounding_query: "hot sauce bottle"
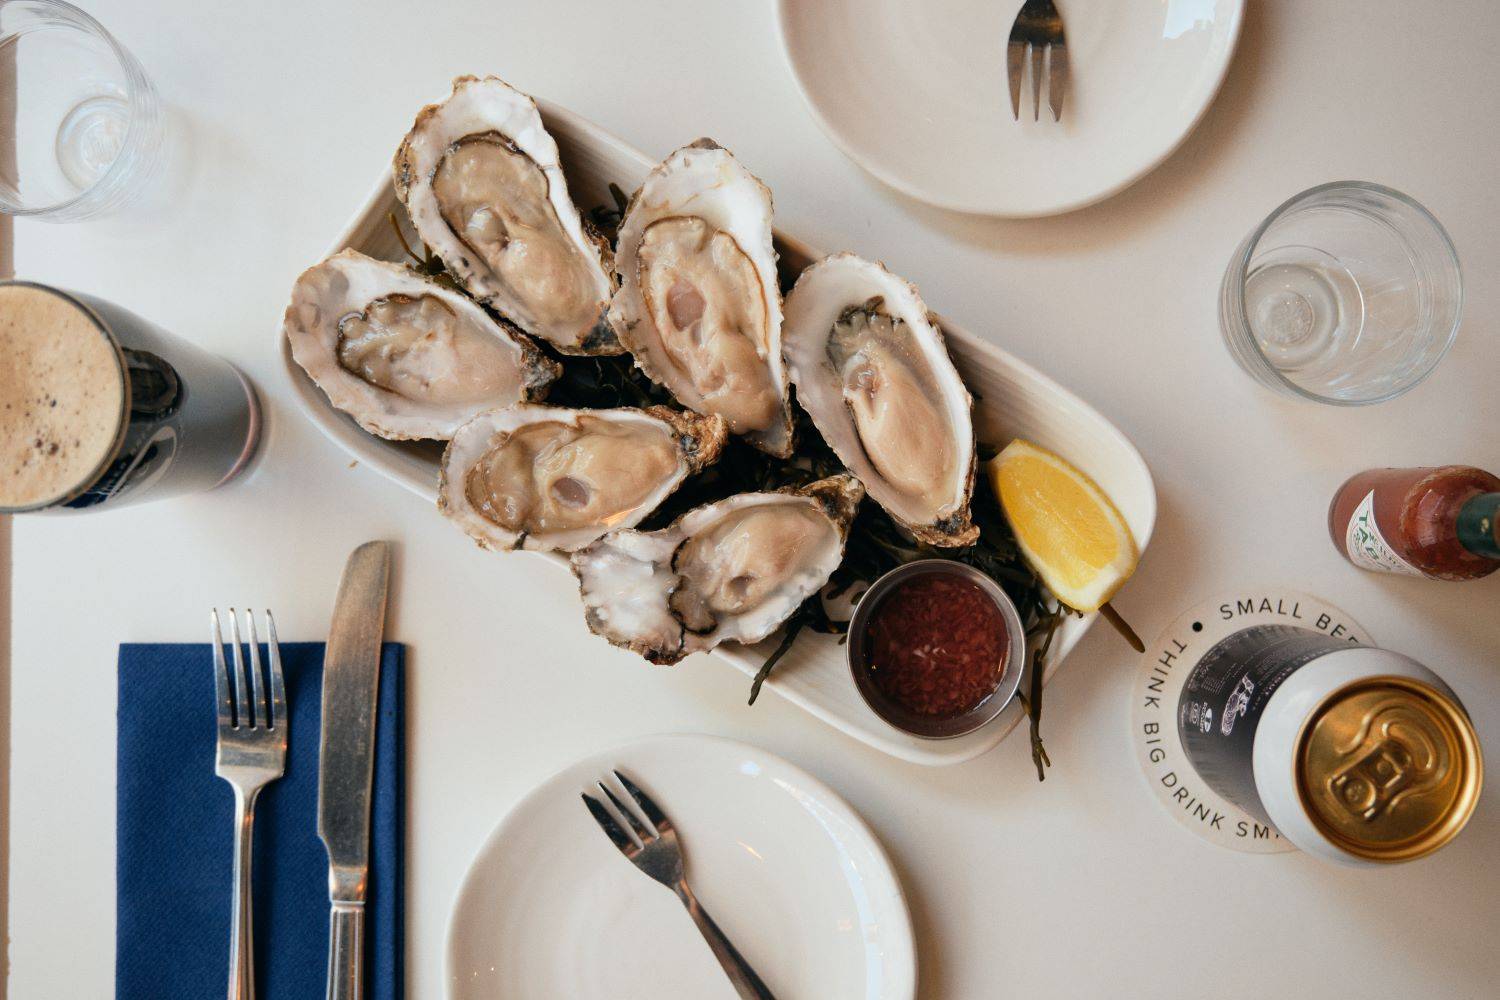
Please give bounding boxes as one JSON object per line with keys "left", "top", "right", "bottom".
{"left": 1329, "top": 466, "right": 1500, "bottom": 580}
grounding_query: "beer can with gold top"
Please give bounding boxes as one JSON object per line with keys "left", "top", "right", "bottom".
{"left": 1177, "top": 624, "right": 1482, "bottom": 865}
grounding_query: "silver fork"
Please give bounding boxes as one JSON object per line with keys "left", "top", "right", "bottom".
{"left": 583, "top": 771, "right": 777, "bottom": 1000}
{"left": 212, "top": 608, "right": 288, "bottom": 1000}
{"left": 1007, "top": 0, "right": 1069, "bottom": 122}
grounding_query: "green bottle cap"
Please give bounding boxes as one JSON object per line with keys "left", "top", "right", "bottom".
{"left": 1456, "top": 493, "right": 1500, "bottom": 560}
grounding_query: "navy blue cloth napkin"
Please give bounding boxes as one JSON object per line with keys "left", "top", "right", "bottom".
{"left": 117, "top": 641, "right": 404, "bottom": 999}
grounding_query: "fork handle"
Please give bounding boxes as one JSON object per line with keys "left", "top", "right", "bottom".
{"left": 678, "top": 886, "right": 778, "bottom": 1000}
{"left": 227, "top": 787, "right": 259, "bottom": 1000}
{"left": 326, "top": 901, "right": 364, "bottom": 1000}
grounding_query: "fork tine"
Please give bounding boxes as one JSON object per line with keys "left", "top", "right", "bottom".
{"left": 265, "top": 610, "right": 285, "bottom": 730}
{"left": 211, "top": 610, "right": 233, "bottom": 723}
{"left": 615, "top": 771, "right": 671, "bottom": 834}
{"left": 228, "top": 607, "right": 249, "bottom": 729}
{"left": 581, "top": 792, "right": 634, "bottom": 853}
{"left": 245, "top": 611, "right": 267, "bottom": 730}
{"left": 1031, "top": 42, "right": 1044, "bottom": 121}
{"left": 599, "top": 781, "right": 652, "bottom": 843}
{"left": 1048, "top": 42, "right": 1067, "bottom": 121}
{"left": 1006, "top": 39, "right": 1026, "bottom": 121}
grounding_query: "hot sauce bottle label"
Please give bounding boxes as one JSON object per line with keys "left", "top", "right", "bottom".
{"left": 1344, "top": 491, "right": 1423, "bottom": 576}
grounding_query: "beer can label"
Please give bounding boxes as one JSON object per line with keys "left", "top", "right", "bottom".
{"left": 1177, "top": 625, "right": 1348, "bottom": 823}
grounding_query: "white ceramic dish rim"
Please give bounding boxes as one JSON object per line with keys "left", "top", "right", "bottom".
{"left": 771, "top": 0, "right": 1247, "bottom": 218}
{"left": 442, "top": 733, "right": 918, "bottom": 999}
{"left": 277, "top": 96, "right": 1158, "bottom": 766}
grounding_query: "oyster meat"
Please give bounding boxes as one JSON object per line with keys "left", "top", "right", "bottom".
{"left": 440, "top": 404, "right": 726, "bottom": 552}
{"left": 284, "top": 249, "right": 559, "bottom": 440}
{"left": 782, "top": 253, "right": 977, "bottom": 546}
{"left": 608, "top": 140, "right": 793, "bottom": 456}
{"left": 571, "top": 474, "right": 863, "bottom": 664}
{"left": 394, "top": 75, "right": 618, "bottom": 355}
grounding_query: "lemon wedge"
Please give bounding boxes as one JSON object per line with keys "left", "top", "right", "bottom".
{"left": 989, "top": 439, "right": 1139, "bottom": 612}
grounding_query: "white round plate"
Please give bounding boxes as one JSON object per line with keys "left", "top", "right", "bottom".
{"left": 446, "top": 735, "right": 916, "bottom": 1000}
{"left": 776, "top": 0, "right": 1245, "bottom": 216}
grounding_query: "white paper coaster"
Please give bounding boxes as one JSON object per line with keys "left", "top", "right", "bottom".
{"left": 1129, "top": 589, "right": 1371, "bottom": 854}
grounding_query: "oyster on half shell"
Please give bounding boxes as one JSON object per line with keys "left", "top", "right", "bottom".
{"left": 439, "top": 404, "right": 727, "bottom": 553}
{"left": 394, "top": 75, "right": 619, "bottom": 355}
{"left": 571, "top": 474, "right": 863, "bottom": 664}
{"left": 608, "top": 139, "right": 793, "bottom": 456}
{"left": 284, "top": 249, "right": 559, "bottom": 440}
{"left": 782, "top": 253, "right": 977, "bottom": 546}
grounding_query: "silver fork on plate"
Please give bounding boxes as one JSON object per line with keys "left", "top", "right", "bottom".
{"left": 583, "top": 771, "right": 777, "bottom": 1000}
{"left": 212, "top": 608, "right": 287, "bottom": 1000}
{"left": 1007, "top": 0, "right": 1069, "bottom": 122}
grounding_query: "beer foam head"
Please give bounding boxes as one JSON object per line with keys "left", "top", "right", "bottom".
{"left": 0, "top": 284, "right": 125, "bottom": 509}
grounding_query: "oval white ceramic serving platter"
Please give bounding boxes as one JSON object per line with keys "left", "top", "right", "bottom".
{"left": 277, "top": 97, "right": 1157, "bottom": 766}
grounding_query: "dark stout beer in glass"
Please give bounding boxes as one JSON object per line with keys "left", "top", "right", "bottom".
{"left": 0, "top": 281, "right": 259, "bottom": 513}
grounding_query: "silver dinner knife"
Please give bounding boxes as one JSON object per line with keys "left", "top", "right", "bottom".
{"left": 318, "top": 541, "right": 392, "bottom": 1000}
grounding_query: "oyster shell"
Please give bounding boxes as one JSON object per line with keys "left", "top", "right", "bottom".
{"left": 608, "top": 139, "right": 793, "bottom": 456}
{"left": 571, "top": 474, "right": 863, "bottom": 664}
{"left": 284, "top": 249, "right": 559, "bottom": 440}
{"left": 394, "top": 75, "right": 619, "bottom": 355}
{"left": 439, "top": 404, "right": 726, "bottom": 552}
{"left": 782, "top": 253, "right": 977, "bottom": 546}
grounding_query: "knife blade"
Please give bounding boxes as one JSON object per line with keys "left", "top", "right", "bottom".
{"left": 318, "top": 540, "right": 391, "bottom": 1000}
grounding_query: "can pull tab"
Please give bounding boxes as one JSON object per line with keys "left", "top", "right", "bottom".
{"left": 1326, "top": 702, "right": 1445, "bottom": 822}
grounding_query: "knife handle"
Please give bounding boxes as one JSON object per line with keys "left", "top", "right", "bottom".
{"left": 326, "top": 901, "right": 364, "bottom": 1000}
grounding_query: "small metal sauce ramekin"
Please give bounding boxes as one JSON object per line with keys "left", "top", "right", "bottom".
{"left": 847, "top": 559, "right": 1027, "bottom": 740}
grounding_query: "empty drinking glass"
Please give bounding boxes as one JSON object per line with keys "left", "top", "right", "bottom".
{"left": 0, "top": 0, "right": 163, "bottom": 222}
{"left": 1219, "top": 182, "right": 1462, "bottom": 405}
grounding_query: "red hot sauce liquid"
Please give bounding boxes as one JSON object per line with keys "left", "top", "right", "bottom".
{"left": 864, "top": 575, "right": 1009, "bottom": 719}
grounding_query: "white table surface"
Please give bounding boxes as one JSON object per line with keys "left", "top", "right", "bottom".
{"left": 10, "top": 1, "right": 1500, "bottom": 997}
